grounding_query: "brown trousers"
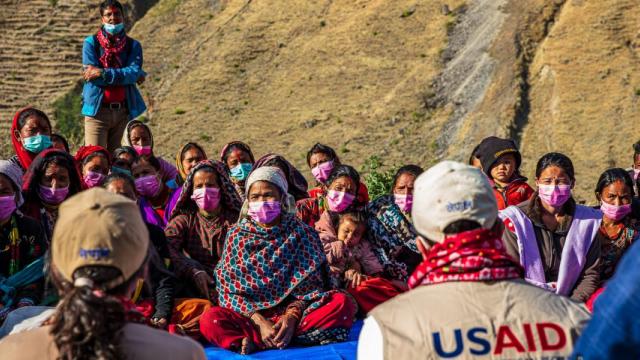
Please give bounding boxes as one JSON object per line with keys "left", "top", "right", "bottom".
{"left": 84, "top": 106, "right": 129, "bottom": 154}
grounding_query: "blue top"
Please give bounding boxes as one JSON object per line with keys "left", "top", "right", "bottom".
{"left": 81, "top": 32, "right": 147, "bottom": 119}
{"left": 571, "top": 241, "right": 640, "bottom": 359}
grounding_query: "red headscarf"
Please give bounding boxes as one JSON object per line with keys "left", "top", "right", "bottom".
{"left": 11, "top": 107, "right": 52, "bottom": 171}
{"left": 74, "top": 145, "right": 111, "bottom": 189}
{"left": 408, "top": 227, "right": 523, "bottom": 289}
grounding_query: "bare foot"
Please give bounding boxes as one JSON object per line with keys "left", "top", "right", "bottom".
{"left": 240, "top": 337, "right": 257, "bottom": 355}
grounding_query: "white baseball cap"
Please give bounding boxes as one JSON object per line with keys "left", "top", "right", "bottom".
{"left": 412, "top": 161, "right": 498, "bottom": 243}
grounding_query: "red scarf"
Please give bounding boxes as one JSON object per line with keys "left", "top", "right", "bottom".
{"left": 96, "top": 28, "right": 127, "bottom": 68}
{"left": 11, "top": 107, "right": 51, "bottom": 170}
{"left": 408, "top": 227, "right": 523, "bottom": 289}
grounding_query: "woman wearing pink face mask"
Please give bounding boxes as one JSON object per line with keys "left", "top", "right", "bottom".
{"left": 200, "top": 166, "right": 356, "bottom": 355}
{"left": 131, "top": 156, "right": 174, "bottom": 228}
{"left": 298, "top": 144, "right": 370, "bottom": 227}
{"left": 365, "top": 165, "right": 423, "bottom": 286}
{"left": 21, "top": 150, "right": 83, "bottom": 244}
{"left": 74, "top": 145, "right": 111, "bottom": 189}
{"left": 122, "top": 120, "right": 178, "bottom": 186}
{"left": 593, "top": 168, "right": 639, "bottom": 284}
{"left": 165, "top": 160, "right": 242, "bottom": 301}
{"left": 627, "top": 141, "right": 640, "bottom": 196}
{"left": 501, "top": 152, "right": 602, "bottom": 302}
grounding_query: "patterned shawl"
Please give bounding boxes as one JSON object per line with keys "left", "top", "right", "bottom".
{"left": 216, "top": 214, "right": 331, "bottom": 316}
{"left": 252, "top": 154, "right": 309, "bottom": 201}
{"left": 408, "top": 227, "right": 523, "bottom": 288}
{"left": 96, "top": 27, "right": 128, "bottom": 68}
{"left": 169, "top": 160, "right": 242, "bottom": 220}
{"left": 366, "top": 195, "right": 421, "bottom": 281}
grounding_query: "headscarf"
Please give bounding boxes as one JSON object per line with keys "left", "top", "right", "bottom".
{"left": 169, "top": 160, "right": 242, "bottom": 220}
{"left": 216, "top": 213, "right": 333, "bottom": 317}
{"left": 122, "top": 120, "right": 153, "bottom": 148}
{"left": 10, "top": 107, "right": 52, "bottom": 171}
{"left": 220, "top": 141, "right": 255, "bottom": 166}
{"left": 241, "top": 166, "right": 296, "bottom": 218}
{"left": 0, "top": 160, "right": 25, "bottom": 207}
{"left": 96, "top": 27, "right": 128, "bottom": 69}
{"left": 408, "top": 227, "right": 523, "bottom": 289}
{"left": 22, "top": 149, "right": 82, "bottom": 202}
{"left": 175, "top": 142, "right": 208, "bottom": 184}
{"left": 252, "top": 154, "right": 308, "bottom": 201}
{"left": 74, "top": 145, "right": 111, "bottom": 187}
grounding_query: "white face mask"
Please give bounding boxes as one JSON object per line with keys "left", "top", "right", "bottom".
{"left": 103, "top": 22, "right": 125, "bottom": 35}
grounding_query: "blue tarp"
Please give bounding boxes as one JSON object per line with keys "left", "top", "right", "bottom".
{"left": 204, "top": 320, "right": 363, "bottom": 360}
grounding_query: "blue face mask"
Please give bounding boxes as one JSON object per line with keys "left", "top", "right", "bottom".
{"left": 23, "top": 135, "right": 52, "bottom": 154}
{"left": 103, "top": 23, "right": 125, "bottom": 35}
{"left": 230, "top": 163, "right": 253, "bottom": 181}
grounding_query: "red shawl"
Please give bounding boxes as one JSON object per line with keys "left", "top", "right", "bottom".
{"left": 96, "top": 28, "right": 128, "bottom": 69}
{"left": 11, "top": 107, "right": 52, "bottom": 171}
{"left": 408, "top": 227, "right": 523, "bottom": 289}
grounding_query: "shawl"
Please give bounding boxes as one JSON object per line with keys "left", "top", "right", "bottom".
{"left": 216, "top": 214, "right": 331, "bottom": 316}
{"left": 175, "top": 142, "right": 208, "bottom": 184}
{"left": 366, "top": 195, "right": 421, "bottom": 281}
{"left": 408, "top": 227, "right": 523, "bottom": 289}
{"left": 10, "top": 107, "right": 52, "bottom": 171}
{"left": 169, "top": 160, "right": 242, "bottom": 220}
{"left": 0, "top": 160, "right": 24, "bottom": 206}
{"left": 96, "top": 27, "right": 128, "bottom": 69}
{"left": 252, "top": 154, "right": 308, "bottom": 201}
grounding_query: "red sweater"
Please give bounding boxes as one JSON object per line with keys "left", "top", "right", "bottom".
{"left": 492, "top": 178, "right": 534, "bottom": 210}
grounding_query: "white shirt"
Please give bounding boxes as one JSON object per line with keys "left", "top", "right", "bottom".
{"left": 357, "top": 316, "right": 384, "bottom": 360}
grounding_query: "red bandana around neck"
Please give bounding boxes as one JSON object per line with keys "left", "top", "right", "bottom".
{"left": 408, "top": 227, "right": 523, "bottom": 289}
{"left": 96, "top": 28, "right": 127, "bottom": 68}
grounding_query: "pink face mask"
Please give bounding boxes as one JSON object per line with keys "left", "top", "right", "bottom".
{"left": 135, "top": 175, "right": 161, "bottom": 198}
{"left": 133, "top": 145, "right": 152, "bottom": 156}
{"left": 311, "top": 160, "right": 334, "bottom": 184}
{"left": 83, "top": 171, "right": 106, "bottom": 188}
{"left": 38, "top": 185, "right": 69, "bottom": 205}
{"left": 248, "top": 201, "right": 281, "bottom": 224}
{"left": 537, "top": 184, "right": 572, "bottom": 207}
{"left": 0, "top": 195, "right": 16, "bottom": 221}
{"left": 600, "top": 201, "right": 632, "bottom": 222}
{"left": 634, "top": 168, "right": 640, "bottom": 180}
{"left": 394, "top": 193, "right": 413, "bottom": 213}
{"left": 191, "top": 187, "right": 221, "bottom": 212}
{"left": 326, "top": 190, "right": 355, "bottom": 212}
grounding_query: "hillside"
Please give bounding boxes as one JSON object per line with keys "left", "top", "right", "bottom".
{"left": 2, "top": 0, "right": 640, "bottom": 201}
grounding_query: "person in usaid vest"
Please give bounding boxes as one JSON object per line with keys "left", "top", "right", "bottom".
{"left": 357, "top": 161, "right": 590, "bottom": 360}
{"left": 82, "top": 0, "right": 147, "bottom": 154}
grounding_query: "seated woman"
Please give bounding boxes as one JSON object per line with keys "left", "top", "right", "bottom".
{"left": 305, "top": 143, "right": 369, "bottom": 205}
{"left": 501, "top": 152, "right": 601, "bottom": 302}
{"left": 165, "top": 160, "right": 241, "bottom": 301}
{"left": 366, "top": 165, "right": 423, "bottom": 284}
{"left": 317, "top": 211, "right": 403, "bottom": 314}
{"left": 220, "top": 141, "right": 255, "bottom": 200}
{"left": 111, "top": 146, "right": 137, "bottom": 176}
{"left": 0, "top": 161, "right": 47, "bottom": 325}
{"left": 131, "top": 156, "right": 174, "bottom": 228}
{"left": 50, "top": 134, "right": 69, "bottom": 153}
{"left": 21, "top": 149, "right": 82, "bottom": 243}
{"left": 123, "top": 120, "right": 178, "bottom": 184}
{"left": 253, "top": 153, "right": 309, "bottom": 201}
{"left": 74, "top": 145, "right": 111, "bottom": 189}
{"left": 200, "top": 167, "right": 356, "bottom": 354}
{"left": 103, "top": 173, "right": 177, "bottom": 329}
{"left": 300, "top": 164, "right": 361, "bottom": 228}
{"left": 593, "top": 168, "right": 639, "bottom": 284}
{"left": 165, "top": 142, "right": 208, "bottom": 222}
{"left": 9, "top": 107, "right": 53, "bottom": 175}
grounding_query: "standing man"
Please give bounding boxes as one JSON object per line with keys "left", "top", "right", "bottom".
{"left": 82, "top": 0, "right": 146, "bottom": 154}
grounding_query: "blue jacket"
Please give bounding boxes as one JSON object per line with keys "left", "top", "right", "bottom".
{"left": 81, "top": 33, "right": 147, "bottom": 119}
{"left": 571, "top": 241, "right": 640, "bottom": 359}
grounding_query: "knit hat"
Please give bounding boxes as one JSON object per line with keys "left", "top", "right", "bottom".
{"left": 241, "top": 166, "right": 296, "bottom": 217}
{"left": 412, "top": 161, "right": 498, "bottom": 243}
{"left": 51, "top": 188, "right": 149, "bottom": 289}
{"left": 475, "top": 136, "right": 521, "bottom": 176}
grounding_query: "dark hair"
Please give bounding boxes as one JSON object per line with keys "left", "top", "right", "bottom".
{"left": 468, "top": 144, "right": 481, "bottom": 166}
{"left": 50, "top": 264, "right": 143, "bottom": 360}
{"left": 132, "top": 155, "right": 161, "bottom": 172}
{"left": 327, "top": 164, "right": 360, "bottom": 191}
{"left": 51, "top": 134, "right": 70, "bottom": 152}
{"left": 99, "top": 0, "right": 124, "bottom": 15}
{"left": 633, "top": 141, "right": 640, "bottom": 157}
{"left": 103, "top": 172, "right": 136, "bottom": 190}
{"left": 181, "top": 143, "right": 206, "bottom": 161}
{"left": 82, "top": 151, "right": 109, "bottom": 167}
{"left": 595, "top": 168, "right": 635, "bottom": 198}
{"left": 443, "top": 220, "right": 481, "bottom": 235}
{"left": 17, "top": 108, "right": 51, "bottom": 132}
{"left": 392, "top": 165, "right": 423, "bottom": 190}
{"left": 338, "top": 211, "right": 366, "bottom": 226}
{"left": 222, "top": 143, "right": 254, "bottom": 164}
{"left": 25, "top": 152, "right": 82, "bottom": 203}
{"left": 535, "top": 152, "right": 575, "bottom": 181}
{"left": 112, "top": 146, "right": 138, "bottom": 164}
{"left": 306, "top": 143, "right": 339, "bottom": 167}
